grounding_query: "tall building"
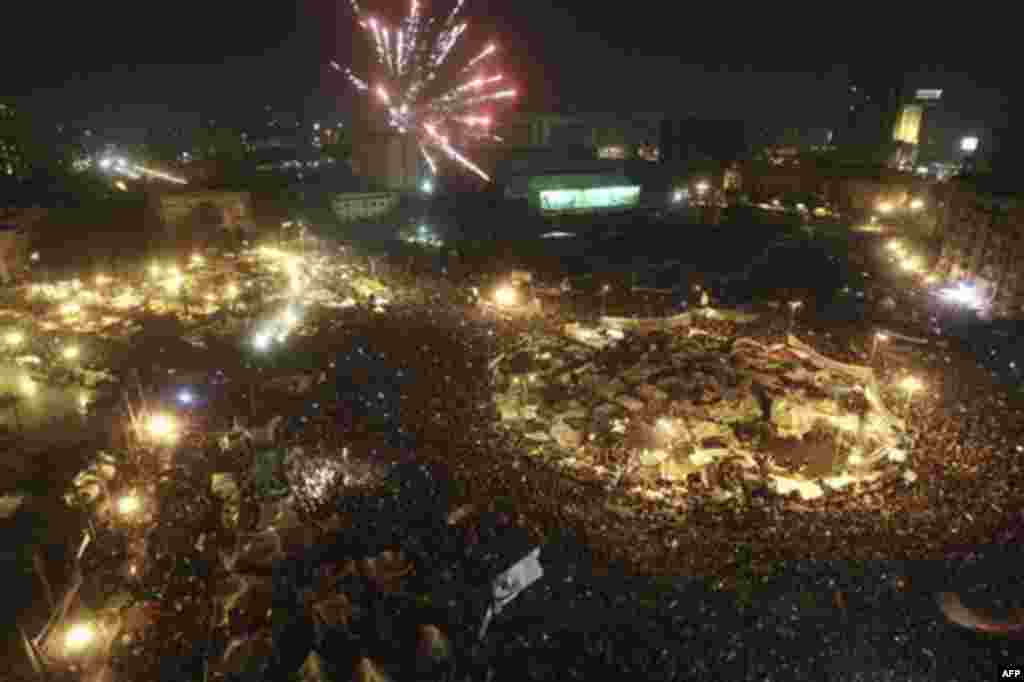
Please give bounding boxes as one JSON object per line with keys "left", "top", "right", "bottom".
{"left": 893, "top": 105, "right": 924, "bottom": 145}
{"left": 349, "top": 98, "right": 421, "bottom": 191}
{"left": 891, "top": 89, "right": 943, "bottom": 168}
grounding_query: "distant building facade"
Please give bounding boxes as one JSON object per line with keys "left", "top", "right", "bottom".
{"left": 349, "top": 129, "right": 421, "bottom": 192}
{"left": 329, "top": 192, "right": 401, "bottom": 222}
{"left": 156, "top": 191, "right": 251, "bottom": 240}
{"left": 935, "top": 178, "right": 1024, "bottom": 317}
{"left": 658, "top": 118, "right": 748, "bottom": 164}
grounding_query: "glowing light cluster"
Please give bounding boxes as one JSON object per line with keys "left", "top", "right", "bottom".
{"left": 99, "top": 156, "right": 187, "bottom": 185}
{"left": 335, "top": 0, "right": 517, "bottom": 181}
{"left": 539, "top": 186, "right": 642, "bottom": 213}
{"left": 294, "top": 459, "right": 348, "bottom": 502}
{"left": 143, "top": 413, "right": 179, "bottom": 443}
{"left": 117, "top": 493, "right": 142, "bottom": 516}
{"left": 899, "top": 376, "right": 924, "bottom": 394}
{"left": 64, "top": 622, "right": 96, "bottom": 653}
{"left": 492, "top": 285, "right": 519, "bottom": 307}
{"left": 938, "top": 282, "right": 987, "bottom": 311}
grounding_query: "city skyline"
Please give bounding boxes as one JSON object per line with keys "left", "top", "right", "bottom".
{"left": 7, "top": 1, "right": 1015, "bottom": 158}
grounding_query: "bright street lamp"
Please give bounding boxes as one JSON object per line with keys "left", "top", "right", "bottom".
{"left": 64, "top": 622, "right": 97, "bottom": 654}
{"left": 493, "top": 285, "right": 519, "bottom": 308}
{"left": 960, "top": 136, "right": 979, "bottom": 153}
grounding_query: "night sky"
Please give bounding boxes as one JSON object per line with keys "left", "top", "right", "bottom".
{"left": 7, "top": 0, "right": 1015, "bottom": 152}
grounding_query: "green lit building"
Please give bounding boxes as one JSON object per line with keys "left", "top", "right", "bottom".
{"left": 526, "top": 173, "right": 642, "bottom": 214}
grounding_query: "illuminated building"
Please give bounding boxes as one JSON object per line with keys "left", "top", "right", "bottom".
{"left": 330, "top": 191, "right": 401, "bottom": 222}
{"left": 528, "top": 174, "right": 641, "bottom": 214}
{"left": 915, "top": 89, "right": 943, "bottom": 102}
{"left": 935, "top": 176, "right": 1024, "bottom": 317}
{"left": 893, "top": 105, "right": 923, "bottom": 145}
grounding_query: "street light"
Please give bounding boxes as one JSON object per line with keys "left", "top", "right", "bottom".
{"left": 64, "top": 622, "right": 96, "bottom": 654}
{"left": 117, "top": 493, "right": 141, "bottom": 517}
{"left": 909, "top": 198, "right": 925, "bottom": 211}
{"left": 4, "top": 330, "right": 24, "bottom": 347}
{"left": 144, "top": 413, "right": 179, "bottom": 442}
{"left": 960, "top": 136, "right": 979, "bottom": 153}
{"left": 877, "top": 201, "right": 894, "bottom": 214}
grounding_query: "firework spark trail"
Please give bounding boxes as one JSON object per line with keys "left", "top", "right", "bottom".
{"left": 382, "top": 26, "right": 394, "bottom": 73}
{"left": 430, "top": 22, "right": 467, "bottom": 70}
{"left": 460, "top": 43, "right": 497, "bottom": 73}
{"left": 424, "top": 123, "right": 490, "bottom": 181}
{"left": 396, "top": 28, "right": 405, "bottom": 75}
{"left": 444, "top": 0, "right": 466, "bottom": 27}
{"left": 445, "top": 88, "right": 516, "bottom": 112}
{"left": 455, "top": 115, "right": 491, "bottom": 126}
{"left": 336, "top": 0, "right": 516, "bottom": 181}
{"left": 435, "top": 74, "right": 503, "bottom": 104}
{"left": 332, "top": 61, "right": 370, "bottom": 91}
{"left": 419, "top": 143, "right": 438, "bottom": 174}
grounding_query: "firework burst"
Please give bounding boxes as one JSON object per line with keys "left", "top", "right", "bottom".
{"left": 333, "top": 0, "right": 516, "bottom": 182}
